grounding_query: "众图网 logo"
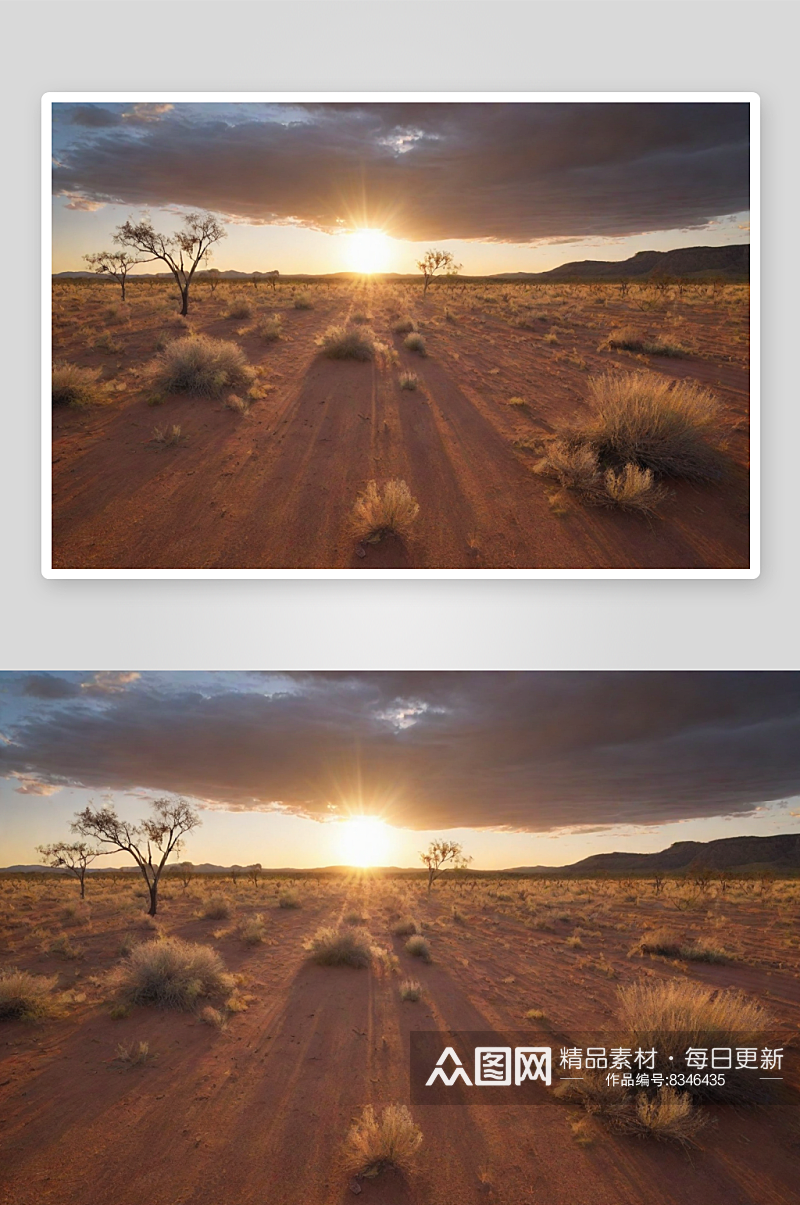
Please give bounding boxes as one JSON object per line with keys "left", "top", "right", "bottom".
{"left": 425, "top": 1045, "right": 552, "bottom": 1088}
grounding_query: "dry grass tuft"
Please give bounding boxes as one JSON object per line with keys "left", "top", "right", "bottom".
{"left": 0, "top": 969, "right": 58, "bottom": 1020}
{"left": 201, "top": 896, "right": 233, "bottom": 920}
{"left": 399, "top": 372, "right": 420, "bottom": 391}
{"left": 112, "top": 937, "right": 232, "bottom": 1010}
{"left": 405, "top": 935, "right": 432, "bottom": 962}
{"left": 277, "top": 889, "right": 301, "bottom": 909}
{"left": 317, "top": 325, "right": 375, "bottom": 361}
{"left": 344, "top": 1104, "right": 423, "bottom": 1178}
{"left": 617, "top": 979, "right": 769, "bottom": 1100}
{"left": 392, "top": 917, "right": 421, "bottom": 937}
{"left": 584, "top": 371, "right": 725, "bottom": 481}
{"left": 307, "top": 926, "right": 373, "bottom": 968}
{"left": 115, "top": 1040, "right": 151, "bottom": 1067}
{"left": 399, "top": 979, "right": 422, "bottom": 1002}
{"left": 392, "top": 317, "right": 416, "bottom": 334}
{"left": 150, "top": 335, "right": 255, "bottom": 398}
{"left": 602, "top": 328, "right": 688, "bottom": 358}
{"left": 293, "top": 293, "right": 314, "bottom": 309}
{"left": 618, "top": 1087, "right": 706, "bottom": 1145}
{"left": 225, "top": 297, "right": 253, "bottom": 320}
{"left": 238, "top": 914, "right": 266, "bottom": 945}
{"left": 255, "top": 314, "right": 283, "bottom": 342}
{"left": 352, "top": 480, "right": 420, "bottom": 544}
{"left": 52, "top": 363, "right": 105, "bottom": 409}
{"left": 152, "top": 423, "right": 182, "bottom": 447}
{"left": 403, "top": 332, "right": 426, "bottom": 355}
{"left": 603, "top": 464, "right": 666, "bottom": 515}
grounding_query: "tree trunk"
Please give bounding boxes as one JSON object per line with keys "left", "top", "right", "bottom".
{"left": 148, "top": 882, "right": 158, "bottom": 916}
{"left": 180, "top": 287, "right": 189, "bottom": 316}
{"left": 79, "top": 872, "right": 86, "bottom": 900}
{"left": 121, "top": 278, "right": 126, "bottom": 302}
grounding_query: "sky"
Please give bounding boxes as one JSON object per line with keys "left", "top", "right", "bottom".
{"left": 1, "top": 672, "right": 797, "bottom": 871}
{"left": 51, "top": 100, "right": 751, "bottom": 277}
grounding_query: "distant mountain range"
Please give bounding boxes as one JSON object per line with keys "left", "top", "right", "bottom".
{"left": 52, "top": 244, "right": 750, "bottom": 284}
{"left": 5, "top": 833, "right": 799, "bottom": 877}
{"left": 494, "top": 243, "right": 750, "bottom": 282}
{"left": 509, "top": 833, "right": 800, "bottom": 875}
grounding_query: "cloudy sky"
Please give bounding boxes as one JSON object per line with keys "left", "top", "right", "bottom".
{"left": 1, "top": 672, "right": 797, "bottom": 869}
{"left": 51, "top": 100, "right": 751, "bottom": 276}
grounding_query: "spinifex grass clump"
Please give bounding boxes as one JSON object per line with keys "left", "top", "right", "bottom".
{"left": 535, "top": 370, "right": 726, "bottom": 514}
{"left": 307, "top": 926, "right": 373, "bottom": 968}
{"left": 601, "top": 327, "right": 688, "bottom": 357}
{"left": 352, "top": 480, "right": 420, "bottom": 544}
{"left": 317, "top": 325, "right": 376, "bottom": 361}
{"left": 617, "top": 979, "right": 770, "bottom": 1101}
{"left": 150, "top": 334, "right": 255, "bottom": 398}
{"left": 52, "top": 363, "right": 105, "bottom": 408}
{"left": 344, "top": 1104, "right": 423, "bottom": 1178}
{"left": 113, "top": 937, "right": 233, "bottom": 1009}
{"left": 0, "top": 969, "right": 58, "bottom": 1020}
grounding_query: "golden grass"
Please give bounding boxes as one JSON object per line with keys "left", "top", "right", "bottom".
{"left": 0, "top": 968, "right": 58, "bottom": 1020}
{"left": 113, "top": 937, "right": 233, "bottom": 1009}
{"left": 352, "top": 480, "right": 420, "bottom": 543}
{"left": 150, "top": 334, "right": 255, "bottom": 398}
{"left": 344, "top": 1104, "right": 423, "bottom": 1178}
{"left": 52, "top": 362, "right": 105, "bottom": 408}
{"left": 317, "top": 325, "right": 375, "bottom": 361}
{"left": 405, "top": 935, "right": 431, "bottom": 962}
{"left": 307, "top": 926, "right": 373, "bottom": 968}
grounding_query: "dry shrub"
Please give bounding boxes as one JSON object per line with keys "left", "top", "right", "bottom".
{"left": 403, "top": 332, "right": 426, "bottom": 355}
{"left": 352, "top": 311, "right": 372, "bottom": 324}
{"left": 399, "top": 372, "right": 419, "bottom": 391}
{"left": 238, "top": 914, "right": 266, "bottom": 945}
{"left": 392, "top": 917, "right": 421, "bottom": 937}
{"left": 278, "top": 889, "right": 301, "bottom": 909}
{"left": 618, "top": 1087, "right": 706, "bottom": 1145}
{"left": 352, "top": 480, "right": 419, "bottom": 543}
{"left": 603, "top": 464, "right": 666, "bottom": 515}
{"left": 201, "top": 896, "right": 233, "bottom": 920}
{"left": 294, "top": 293, "right": 314, "bottom": 309}
{"left": 602, "top": 328, "right": 687, "bottom": 358}
{"left": 152, "top": 423, "right": 182, "bottom": 447}
{"left": 150, "top": 334, "right": 255, "bottom": 398}
{"left": 225, "top": 296, "right": 253, "bottom": 320}
{"left": 0, "top": 968, "right": 57, "bottom": 1020}
{"left": 344, "top": 1104, "right": 423, "bottom": 1178}
{"left": 617, "top": 978, "right": 770, "bottom": 1101}
{"left": 405, "top": 935, "right": 431, "bottom": 962}
{"left": 584, "top": 372, "right": 725, "bottom": 481}
{"left": 113, "top": 937, "right": 232, "bottom": 1009}
{"left": 399, "top": 979, "right": 422, "bottom": 1002}
{"left": 256, "top": 314, "right": 282, "bottom": 342}
{"left": 115, "top": 1040, "right": 150, "bottom": 1067}
{"left": 307, "top": 926, "right": 373, "bottom": 968}
{"left": 392, "top": 317, "right": 416, "bottom": 334}
{"left": 52, "top": 363, "right": 105, "bottom": 408}
{"left": 317, "top": 325, "right": 375, "bottom": 361}
{"left": 535, "top": 440, "right": 600, "bottom": 493}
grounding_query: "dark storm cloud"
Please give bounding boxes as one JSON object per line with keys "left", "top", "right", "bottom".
{"left": 19, "top": 674, "right": 80, "bottom": 700}
{"left": 51, "top": 102, "right": 750, "bottom": 243}
{"left": 0, "top": 673, "right": 797, "bottom": 832}
{"left": 69, "top": 105, "right": 121, "bottom": 128}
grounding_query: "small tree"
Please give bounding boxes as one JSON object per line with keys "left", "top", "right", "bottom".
{"left": 113, "top": 211, "right": 226, "bottom": 316}
{"left": 652, "top": 872, "right": 665, "bottom": 895}
{"left": 72, "top": 797, "right": 200, "bottom": 916}
{"left": 83, "top": 250, "right": 143, "bottom": 301}
{"left": 420, "top": 839, "right": 471, "bottom": 893}
{"left": 247, "top": 863, "right": 262, "bottom": 888}
{"left": 416, "top": 249, "right": 462, "bottom": 297}
{"left": 36, "top": 841, "right": 99, "bottom": 899}
{"left": 201, "top": 267, "right": 221, "bottom": 294}
{"left": 177, "top": 861, "right": 194, "bottom": 889}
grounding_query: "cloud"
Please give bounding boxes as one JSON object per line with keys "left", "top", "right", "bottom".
{"left": 69, "top": 105, "right": 121, "bottom": 128}
{"left": 61, "top": 194, "right": 105, "bottom": 212}
{"left": 12, "top": 776, "right": 62, "bottom": 796}
{"left": 80, "top": 671, "right": 141, "bottom": 696}
{"left": 19, "top": 674, "right": 80, "bottom": 700}
{"left": 122, "top": 103, "right": 175, "bottom": 123}
{"left": 0, "top": 673, "right": 797, "bottom": 833}
{"left": 51, "top": 102, "right": 750, "bottom": 244}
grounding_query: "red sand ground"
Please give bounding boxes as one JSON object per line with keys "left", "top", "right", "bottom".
{"left": 50, "top": 281, "right": 751, "bottom": 570}
{"left": 1, "top": 875, "right": 796, "bottom": 1205}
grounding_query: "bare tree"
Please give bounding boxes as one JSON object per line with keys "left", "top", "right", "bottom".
{"left": 417, "top": 249, "right": 462, "bottom": 297}
{"left": 652, "top": 872, "right": 665, "bottom": 895}
{"left": 201, "top": 267, "right": 222, "bottom": 294}
{"left": 72, "top": 797, "right": 200, "bottom": 916}
{"left": 177, "top": 861, "right": 194, "bottom": 889}
{"left": 113, "top": 212, "right": 226, "bottom": 315}
{"left": 83, "top": 250, "right": 143, "bottom": 301}
{"left": 247, "top": 863, "right": 262, "bottom": 888}
{"left": 420, "top": 839, "right": 471, "bottom": 893}
{"left": 36, "top": 841, "right": 99, "bottom": 899}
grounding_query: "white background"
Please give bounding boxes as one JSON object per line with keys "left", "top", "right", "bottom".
{"left": 1, "top": 1, "right": 797, "bottom": 669}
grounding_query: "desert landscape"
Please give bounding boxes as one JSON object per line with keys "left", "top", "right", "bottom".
{"left": 47, "top": 98, "right": 753, "bottom": 571}
{"left": 1, "top": 860, "right": 798, "bottom": 1205}
{"left": 1, "top": 671, "right": 798, "bottom": 1204}
{"left": 51, "top": 269, "right": 751, "bottom": 570}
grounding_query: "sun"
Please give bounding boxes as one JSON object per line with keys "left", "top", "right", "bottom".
{"left": 338, "top": 816, "right": 392, "bottom": 867}
{"left": 347, "top": 229, "right": 391, "bottom": 274}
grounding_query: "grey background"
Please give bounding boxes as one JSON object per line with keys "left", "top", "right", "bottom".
{"left": 1, "top": 1, "right": 796, "bottom": 670}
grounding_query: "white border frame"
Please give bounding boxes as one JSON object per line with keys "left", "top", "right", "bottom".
{"left": 42, "top": 91, "right": 760, "bottom": 580}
